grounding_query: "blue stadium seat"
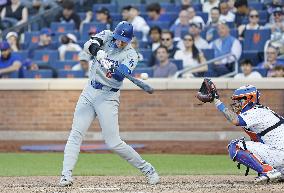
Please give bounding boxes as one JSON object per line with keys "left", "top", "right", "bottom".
{"left": 159, "top": 12, "right": 178, "bottom": 23}
{"left": 134, "top": 31, "right": 143, "bottom": 40}
{"left": 1, "top": 71, "right": 19, "bottom": 78}
{"left": 243, "top": 29, "right": 271, "bottom": 52}
{"left": 51, "top": 22, "right": 75, "bottom": 33}
{"left": 24, "top": 31, "right": 40, "bottom": 47}
{"left": 132, "top": 67, "right": 154, "bottom": 78}
{"left": 33, "top": 50, "right": 59, "bottom": 63}
{"left": 65, "top": 51, "right": 80, "bottom": 61}
{"left": 110, "top": 13, "right": 122, "bottom": 22}
{"left": 160, "top": 3, "right": 178, "bottom": 12}
{"left": 81, "top": 23, "right": 108, "bottom": 40}
{"left": 147, "top": 21, "right": 170, "bottom": 29}
{"left": 51, "top": 60, "right": 78, "bottom": 70}
{"left": 248, "top": 2, "right": 264, "bottom": 10}
{"left": 252, "top": 67, "right": 268, "bottom": 77}
{"left": 78, "top": 12, "right": 86, "bottom": 20}
{"left": 140, "top": 49, "right": 152, "bottom": 59}
{"left": 196, "top": 12, "right": 208, "bottom": 24}
{"left": 138, "top": 41, "right": 149, "bottom": 49}
{"left": 14, "top": 51, "right": 28, "bottom": 60}
{"left": 192, "top": 3, "right": 202, "bottom": 12}
{"left": 93, "top": 3, "right": 117, "bottom": 13}
{"left": 202, "top": 49, "right": 214, "bottom": 60}
{"left": 57, "top": 70, "right": 85, "bottom": 78}
{"left": 136, "top": 60, "right": 148, "bottom": 68}
{"left": 23, "top": 70, "right": 53, "bottom": 78}
{"left": 170, "top": 59, "right": 183, "bottom": 70}
{"left": 240, "top": 51, "right": 262, "bottom": 66}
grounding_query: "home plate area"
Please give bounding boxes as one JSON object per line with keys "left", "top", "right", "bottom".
{"left": 1, "top": 176, "right": 284, "bottom": 193}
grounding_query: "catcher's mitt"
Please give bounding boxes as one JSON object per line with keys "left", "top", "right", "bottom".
{"left": 196, "top": 78, "right": 219, "bottom": 103}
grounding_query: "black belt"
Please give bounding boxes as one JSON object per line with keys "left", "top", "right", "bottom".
{"left": 260, "top": 114, "right": 284, "bottom": 136}
{"left": 90, "top": 80, "right": 119, "bottom": 92}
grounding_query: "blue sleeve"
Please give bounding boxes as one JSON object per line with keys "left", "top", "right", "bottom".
{"left": 112, "top": 64, "right": 132, "bottom": 82}
{"left": 238, "top": 115, "right": 247, "bottom": 126}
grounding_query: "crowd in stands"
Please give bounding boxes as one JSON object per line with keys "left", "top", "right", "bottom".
{"left": 0, "top": 0, "right": 283, "bottom": 79}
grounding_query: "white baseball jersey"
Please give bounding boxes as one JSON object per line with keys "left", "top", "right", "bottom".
{"left": 89, "top": 30, "right": 139, "bottom": 89}
{"left": 239, "top": 105, "right": 284, "bottom": 149}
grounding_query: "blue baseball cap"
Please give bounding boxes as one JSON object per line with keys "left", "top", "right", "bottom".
{"left": 40, "top": 28, "right": 53, "bottom": 36}
{"left": 0, "top": 41, "right": 10, "bottom": 51}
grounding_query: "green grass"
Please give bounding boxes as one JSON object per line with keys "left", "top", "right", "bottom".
{"left": 0, "top": 153, "right": 249, "bottom": 176}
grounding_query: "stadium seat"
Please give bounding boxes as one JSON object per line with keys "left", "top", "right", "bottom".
{"left": 23, "top": 70, "right": 53, "bottom": 78}
{"left": 50, "top": 22, "right": 75, "bottom": 33}
{"left": 196, "top": 12, "right": 208, "bottom": 24}
{"left": 138, "top": 41, "right": 149, "bottom": 49}
{"left": 248, "top": 2, "right": 264, "bottom": 10}
{"left": 147, "top": 21, "right": 170, "bottom": 30}
{"left": 240, "top": 51, "right": 262, "bottom": 66}
{"left": 78, "top": 12, "right": 86, "bottom": 20}
{"left": 243, "top": 29, "right": 271, "bottom": 52}
{"left": 1, "top": 71, "right": 19, "bottom": 78}
{"left": 65, "top": 51, "right": 80, "bottom": 61}
{"left": 24, "top": 31, "right": 40, "bottom": 47}
{"left": 140, "top": 49, "right": 152, "bottom": 60}
{"left": 132, "top": 67, "right": 154, "bottom": 78}
{"left": 92, "top": 3, "right": 117, "bottom": 13}
{"left": 170, "top": 59, "right": 183, "bottom": 70}
{"left": 57, "top": 70, "right": 85, "bottom": 78}
{"left": 14, "top": 51, "right": 28, "bottom": 60}
{"left": 192, "top": 3, "right": 202, "bottom": 12}
{"left": 110, "top": 13, "right": 123, "bottom": 22}
{"left": 51, "top": 60, "right": 78, "bottom": 70}
{"left": 81, "top": 23, "right": 108, "bottom": 40}
{"left": 252, "top": 67, "right": 268, "bottom": 77}
{"left": 136, "top": 60, "right": 148, "bottom": 68}
{"left": 202, "top": 49, "right": 214, "bottom": 60}
{"left": 134, "top": 31, "right": 143, "bottom": 40}
{"left": 33, "top": 50, "right": 59, "bottom": 63}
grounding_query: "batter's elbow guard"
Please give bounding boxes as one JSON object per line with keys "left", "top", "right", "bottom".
{"left": 112, "top": 64, "right": 131, "bottom": 82}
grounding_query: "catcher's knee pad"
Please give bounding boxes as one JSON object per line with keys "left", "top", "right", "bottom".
{"left": 228, "top": 139, "right": 273, "bottom": 174}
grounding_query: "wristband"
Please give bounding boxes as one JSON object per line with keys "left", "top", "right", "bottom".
{"left": 215, "top": 99, "right": 226, "bottom": 112}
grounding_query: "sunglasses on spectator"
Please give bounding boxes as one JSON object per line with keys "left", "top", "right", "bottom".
{"left": 274, "top": 12, "right": 282, "bottom": 16}
{"left": 162, "top": 38, "right": 171, "bottom": 41}
{"left": 266, "top": 52, "right": 276, "bottom": 54}
{"left": 250, "top": 14, "right": 259, "bottom": 18}
{"left": 184, "top": 38, "right": 193, "bottom": 41}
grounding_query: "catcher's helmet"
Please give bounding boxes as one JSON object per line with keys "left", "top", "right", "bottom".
{"left": 231, "top": 85, "right": 260, "bottom": 113}
{"left": 113, "top": 21, "right": 133, "bottom": 43}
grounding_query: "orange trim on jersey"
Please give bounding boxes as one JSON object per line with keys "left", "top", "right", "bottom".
{"left": 244, "top": 129, "right": 259, "bottom": 142}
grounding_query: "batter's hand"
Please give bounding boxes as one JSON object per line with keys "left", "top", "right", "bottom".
{"left": 96, "top": 50, "right": 107, "bottom": 61}
{"left": 100, "top": 59, "right": 113, "bottom": 70}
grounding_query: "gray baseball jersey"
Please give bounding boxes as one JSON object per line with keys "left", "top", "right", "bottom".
{"left": 89, "top": 30, "right": 139, "bottom": 89}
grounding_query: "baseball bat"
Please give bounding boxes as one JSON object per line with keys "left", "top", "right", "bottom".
{"left": 115, "top": 67, "right": 154, "bottom": 94}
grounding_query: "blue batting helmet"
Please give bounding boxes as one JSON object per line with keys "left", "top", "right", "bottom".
{"left": 113, "top": 21, "right": 133, "bottom": 43}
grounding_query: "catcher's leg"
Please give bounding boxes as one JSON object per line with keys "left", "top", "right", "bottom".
{"left": 228, "top": 139, "right": 282, "bottom": 183}
{"left": 60, "top": 94, "right": 96, "bottom": 186}
{"left": 95, "top": 91, "right": 159, "bottom": 185}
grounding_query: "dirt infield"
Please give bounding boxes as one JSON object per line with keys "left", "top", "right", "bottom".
{"left": 0, "top": 176, "right": 283, "bottom": 193}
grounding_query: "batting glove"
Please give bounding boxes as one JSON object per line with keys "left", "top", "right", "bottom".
{"left": 96, "top": 50, "right": 107, "bottom": 61}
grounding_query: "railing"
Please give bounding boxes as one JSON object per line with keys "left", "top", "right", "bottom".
{"left": 173, "top": 53, "right": 238, "bottom": 78}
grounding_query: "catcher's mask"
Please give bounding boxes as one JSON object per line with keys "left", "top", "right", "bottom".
{"left": 231, "top": 85, "right": 260, "bottom": 114}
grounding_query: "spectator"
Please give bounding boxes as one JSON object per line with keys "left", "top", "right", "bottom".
{"left": 219, "top": 0, "right": 235, "bottom": 22}
{"left": 266, "top": 0, "right": 283, "bottom": 16}
{"left": 1, "top": 0, "right": 28, "bottom": 27}
{"left": 72, "top": 51, "right": 90, "bottom": 77}
{"left": 95, "top": 7, "right": 112, "bottom": 29}
{"left": 0, "top": 0, "right": 10, "bottom": 12}
{"left": 149, "top": 30, "right": 178, "bottom": 67}
{"left": 234, "top": 59, "right": 262, "bottom": 79}
{"left": 205, "top": 7, "right": 220, "bottom": 42}
{"left": 160, "top": 30, "right": 179, "bottom": 58}
{"left": 203, "top": 0, "right": 220, "bottom": 14}
{"left": 268, "top": 65, "right": 284, "bottom": 77}
{"left": 58, "top": 33, "right": 82, "bottom": 61}
{"left": 178, "top": 22, "right": 209, "bottom": 50}
{"left": 6, "top": 31, "right": 20, "bottom": 52}
{"left": 127, "top": 6, "right": 150, "bottom": 41}
{"left": 257, "top": 46, "right": 284, "bottom": 77}
{"left": 28, "top": 28, "right": 57, "bottom": 58}
{"left": 130, "top": 37, "right": 143, "bottom": 61}
{"left": 148, "top": 26, "right": 161, "bottom": 51}
{"left": 234, "top": 0, "right": 249, "bottom": 27}
{"left": 175, "top": 7, "right": 205, "bottom": 29}
{"left": 121, "top": 5, "right": 130, "bottom": 21}
{"left": 146, "top": 3, "right": 168, "bottom": 22}
{"left": 0, "top": 41, "right": 22, "bottom": 77}
{"left": 238, "top": 9, "right": 262, "bottom": 41}
{"left": 26, "top": 0, "right": 50, "bottom": 30}
{"left": 170, "top": 9, "right": 190, "bottom": 41}
{"left": 153, "top": 46, "right": 178, "bottom": 78}
{"left": 54, "top": 0, "right": 81, "bottom": 30}
{"left": 208, "top": 22, "right": 242, "bottom": 77}
{"left": 174, "top": 34, "right": 207, "bottom": 76}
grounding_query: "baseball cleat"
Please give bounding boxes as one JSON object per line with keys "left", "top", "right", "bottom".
{"left": 255, "top": 169, "right": 281, "bottom": 184}
{"left": 144, "top": 166, "right": 160, "bottom": 185}
{"left": 59, "top": 174, "right": 73, "bottom": 187}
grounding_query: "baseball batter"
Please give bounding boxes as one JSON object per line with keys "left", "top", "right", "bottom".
{"left": 59, "top": 21, "right": 159, "bottom": 186}
{"left": 197, "top": 80, "right": 284, "bottom": 183}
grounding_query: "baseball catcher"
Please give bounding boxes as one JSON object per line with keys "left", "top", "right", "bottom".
{"left": 197, "top": 78, "right": 284, "bottom": 183}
